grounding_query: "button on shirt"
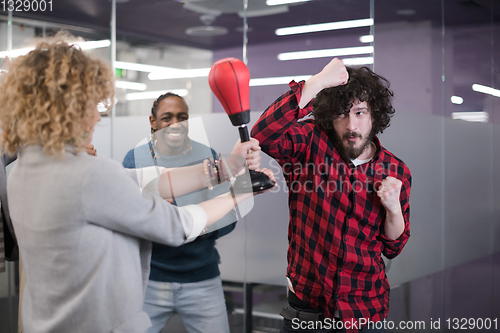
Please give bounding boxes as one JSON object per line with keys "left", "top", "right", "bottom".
{"left": 251, "top": 81, "right": 411, "bottom": 330}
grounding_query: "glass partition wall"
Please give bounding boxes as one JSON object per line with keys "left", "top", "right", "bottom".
{"left": 0, "top": 0, "right": 499, "bottom": 332}
{"left": 219, "top": 0, "right": 499, "bottom": 332}
{"left": 440, "top": 0, "right": 499, "bottom": 325}
{"left": 214, "top": 2, "right": 374, "bottom": 332}
{"left": 373, "top": 0, "right": 499, "bottom": 330}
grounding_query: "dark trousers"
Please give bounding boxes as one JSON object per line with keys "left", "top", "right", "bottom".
{"left": 279, "top": 292, "right": 386, "bottom": 333}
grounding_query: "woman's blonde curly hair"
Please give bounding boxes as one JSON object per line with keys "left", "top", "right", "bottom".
{"left": 0, "top": 33, "right": 114, "bottom": 156}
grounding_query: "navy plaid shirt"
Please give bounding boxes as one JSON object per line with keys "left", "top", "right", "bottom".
{"left": 251, "top": 81, "right": 411, "bottom": 330}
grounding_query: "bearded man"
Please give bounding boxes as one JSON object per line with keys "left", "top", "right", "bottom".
{"left": 251, "top": 58, "right": 412, "bottom": 333}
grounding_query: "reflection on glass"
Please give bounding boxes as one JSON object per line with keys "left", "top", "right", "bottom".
{"left": 113, "top": 42, "right": 212, "bottom": 117}
{"left": 129, "top": 115, "right": 252, "bottom": 233}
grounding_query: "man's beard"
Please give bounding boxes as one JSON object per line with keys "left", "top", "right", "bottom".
{"left": 328, "top": 127, "right": 375, "bottom": 161}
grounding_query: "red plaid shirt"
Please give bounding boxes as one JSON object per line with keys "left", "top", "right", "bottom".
{"left": 251, "top": 81, "right": 411, "bottom": 331}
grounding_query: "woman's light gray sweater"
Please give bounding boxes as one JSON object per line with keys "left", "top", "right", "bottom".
{"left": 8, "top": 146, "right": 207, "bottom": 333}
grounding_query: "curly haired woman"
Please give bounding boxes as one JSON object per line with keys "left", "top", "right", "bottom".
{"left": 0, "top": 35, "right": 272, "bottom": 333}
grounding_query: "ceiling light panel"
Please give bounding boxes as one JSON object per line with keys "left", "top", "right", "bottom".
{"left": 276, "top": 18, "right": 373, "bottom": 36}
{"left": 278, "top": 46, "right": 373, "bottom": 61}
{"left": 115, "top": 61, "right": 180, "bottom": 73}
{"left": 451, "top": 111, "right": 488, "bottom": 122}
{"left": 114, "top": 61, "right": 210, "bottom": 80}
{"left": 472, "top": 84, "right": 500, "bottom": 98}
{"left": 359, "top": 35, "right": 374, "bottom": 43}
{"left": 250, "top": 75, "right": 312, "bottom": 86}
{"left": 341, "top": 57, "right": 374, "bottom": 66}
{"left": 451, "top": 96, "right": 463, "bottom": 104}
{"left": 115, "top": 81, "right": 147, "bottom": 91}
{"left": 148, "top": 68, "right": 211, "bottom": 80}
{"left": 266, "top": 0, "right": 311, "bottom": 6}
{"left": 0, "top": 39, "right": 111, "bottom": 59}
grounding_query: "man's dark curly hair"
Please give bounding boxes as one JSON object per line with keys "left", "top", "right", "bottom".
{"left": 313, "top": 66, "right": 395, "bottom": 136}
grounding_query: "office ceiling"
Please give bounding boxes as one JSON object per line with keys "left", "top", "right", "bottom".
{"left": 4, "top": 0, "right": 500, "bottom": 50}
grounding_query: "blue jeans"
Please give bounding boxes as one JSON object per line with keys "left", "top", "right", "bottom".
{"left": 143, "top": 276, "right": 230, "bottom": 333}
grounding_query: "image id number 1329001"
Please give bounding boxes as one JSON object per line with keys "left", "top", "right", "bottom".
{"left": 1, "top": 0, "right": 52, "bottom": 12}
{"left": 446, "top": 318, "right": 497, "bottom": 330}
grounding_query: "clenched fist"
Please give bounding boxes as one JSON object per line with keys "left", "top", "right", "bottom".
{"left": 298, "top": 58, "right": 349, "bottom": 108}
{"left": 318, "top": 57, "right": 349, "bottom": 89}
{"left": 377, "top": 176, "right": 402, "bottom": 213}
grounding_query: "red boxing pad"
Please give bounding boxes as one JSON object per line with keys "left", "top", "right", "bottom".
{"left": 208, "top": 58, "right": 250, "bottom": 116}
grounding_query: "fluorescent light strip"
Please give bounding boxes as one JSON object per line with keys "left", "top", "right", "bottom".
{"left": 115, "top": 61, "right": 211, "bottom": 80}
{"left": 278, "top": 46, "right": 373, "bottom": 61}
{"left": 125, "top": 89, "right": 188, "bottom": 101}
{"left": 359, "top": 35, "right": 374, "bottom": 43}
{"left": 115, "top": 61, "right": 181, "bottom": 73}
{"left": 0, "top": 47, "right": 34, "bottom": 58}
{"left": 115, "top": 81, "right": 147, "bottom": 91}
{"left": 78, "top": 39, "right": 111, "bottom": 50}
{"left": 148, "top": 68, "right": 211, "bottom": 80}
{"left": 250, "top": 75, "right": 312, "bottom": 87}
{"left": 451, "top": 96, "right": 463, "bottom": 104}
{"left": 276, "top": 18, "right": 373, "bottom": 36}
{"left": 266, "top": 0, "right": 311, "bottom": 6}
{"left": 472, "top": 84, "right": 500, "bottom": 98}
{"left": 341, "top": 57, "right": 374, "bottom": 66}
{"left": 0, "top": 39, "right": 111, "bottom": 59}
{"left": 451, "top": 112, "right": 488, "bottom": 123}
